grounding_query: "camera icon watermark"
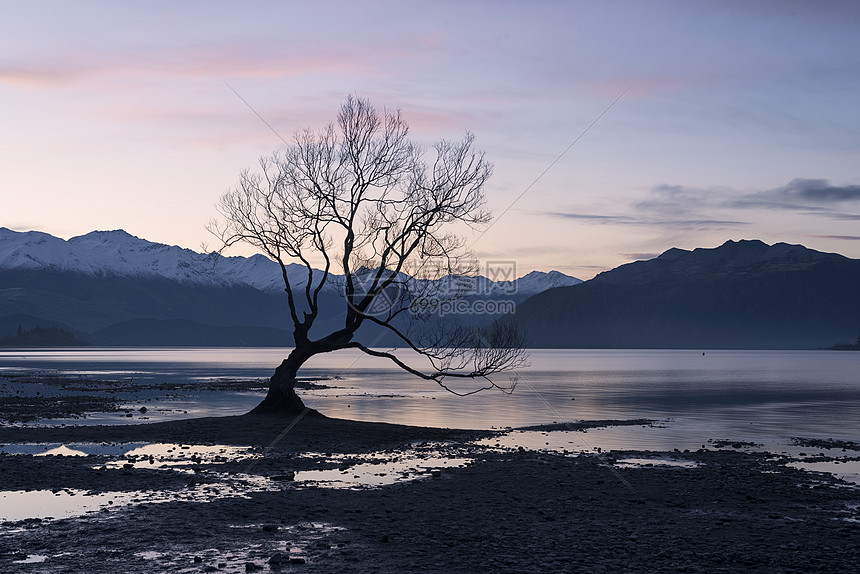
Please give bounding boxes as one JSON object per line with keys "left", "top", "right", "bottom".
{"left": 344, "top": 268, "right": 408, "bottom": 318}
{"left": 409, "top": 259, "right": 519, "bottom": 317}
{"left": 483, "top": 260, "right": 518, "bottom": 295}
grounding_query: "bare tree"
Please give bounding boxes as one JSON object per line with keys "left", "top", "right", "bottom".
{"left": 212, "top": 95, "right": 527, "bottom": 414}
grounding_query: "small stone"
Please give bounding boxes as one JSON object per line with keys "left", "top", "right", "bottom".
{"left": 289, "top": 557, "right": 306, "bottom": 565}
{"left": 261, "top": 524, "right": 278, "bottom": 532}
{"left": 193, "top": 556, "right": 203, "bottom": 563}
{"left": 431, "top": 470, "right": 442, "bottom": 478}
{"left": 139, "top": 406, "right": 148, "bottom": 413}
{"left": 268, "top": 552, "right": 286, "bottom": 564}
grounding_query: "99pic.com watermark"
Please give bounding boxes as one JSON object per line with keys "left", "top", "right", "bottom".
{"left": 432, "top": 298, "right": 517, "bottom": 317}
{"left": 411, "top": 260, "right": 520, "bottom": 317}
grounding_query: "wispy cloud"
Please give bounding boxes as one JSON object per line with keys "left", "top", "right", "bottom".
{"left": 623, "top": 252, "right": 660, "bottom": 260}
{"left": 0, "top": 47, "right": 374, "bottom": 89}
{"left": 544, "top": 211, "right": 747, "bottom": 229}
{"left": 785, "top": 179, "right": 860, "bottom": 202}
{"left": 543, "top": 212, "right": 639, "bottom": 224}
{"left": 812, "top": 235, "right": 860, "bottom": 241}
{"left": 544, "top": 177, "right": 859, "bottom": 263}
{"left": 631, "top": 179, "right": 860, "bottom": 222}
{"left": 729, "top": 178, "right": 860, "bottom": 210}
{"left": 635, "top": 183, "right": 732, "bottom": 216}
{"left": 0, "top": 64, "right": 90, "bottom": 88}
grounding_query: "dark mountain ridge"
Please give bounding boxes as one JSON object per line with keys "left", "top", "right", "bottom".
{"left": 591, "top": 240, "right": 848, "bottom": 286}
{"left": 515, "top": 240, "right": 860, "bottom": 349}
{"left": 0, "top": 228, "right": 577, "bottom": 346}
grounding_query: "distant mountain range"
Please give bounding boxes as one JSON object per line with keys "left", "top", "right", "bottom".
{"left": 0, "top": 228, "right": 580, "bottom": 346}
{"left": 514, "top": 239, "right": 860, "bottom": 349}
{"left": 4, "top": 229, "right": 858, "bottom": 349}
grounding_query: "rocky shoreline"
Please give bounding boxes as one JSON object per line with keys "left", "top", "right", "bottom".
{"left": 0, "top": 414, "right": 858, "bottom": 572}
{"left": 0, "top": 376, "right": 859, "bottom": 572}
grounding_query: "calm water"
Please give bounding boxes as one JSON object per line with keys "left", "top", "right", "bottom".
{"left": 1, "top": 348, "right": 859, "bottom": 450}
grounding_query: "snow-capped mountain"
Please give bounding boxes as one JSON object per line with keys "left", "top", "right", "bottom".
{"left": 0, "top": 228, "right": 581, "bottom": 345}
{"left": 478, "top": 270, "right": 581, "bottom": 296}
{"left": 0, "top": 228, "right": 306, "bottom": 292}
{"left": 0, "top": 228, "right": 579, "bottom": 295}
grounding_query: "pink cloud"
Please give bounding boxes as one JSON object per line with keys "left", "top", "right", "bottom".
{"left": 0, "top": 40, "right": 386, "bottom": 91}
{"left": 172, "top": 44, "right": 377, "bottom": 80}
{"left": 0, "top": 65, "right": 84, "bottom": 88}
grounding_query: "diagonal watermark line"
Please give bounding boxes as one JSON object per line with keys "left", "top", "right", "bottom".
{"left": 223, "top": 79, "right": 290, "bottom": 147}
{"left": 472, "top": 81, "right": 636, "bottom": 246}
{"left": 225, "top": 83, "right": 639, "bottom": 491}
{"left": 473, "top": 331, "right": 638, "bottom": 493}
{"left": 240, "top": 330, "right": 390, "bottom": 475}
{"left": 243, "top": 331, "right": 394, "bottom": 474}
{"left": 462, "top": 84, "right": 638, "bottom": 491}
{"left": 516, "top": 376, "right": 638, "bottom": 493}
{"left": 222, "top": 82, "right": 387, "bottom": 474}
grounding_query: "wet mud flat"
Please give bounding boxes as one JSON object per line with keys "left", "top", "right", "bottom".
{"left": 1, "top": 414, "right": 859, "bottom": 573}
{"left": 0, "top": 372, "right": 280, "bottom": 423}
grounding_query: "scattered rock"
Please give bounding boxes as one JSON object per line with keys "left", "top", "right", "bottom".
{"left": 791, "top": 437, "right": 860, "bottom": 451}
{"left": 271, "top": 471, "right": 296, "bottom": 481}
{"left": 268, "top": 552, "right": 286, "bottom": 564}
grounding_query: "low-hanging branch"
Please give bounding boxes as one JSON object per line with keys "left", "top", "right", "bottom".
{"left": 210, "top": 95, "right": 528, "bottom": 414}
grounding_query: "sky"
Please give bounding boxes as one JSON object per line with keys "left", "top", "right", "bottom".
{"left": 2, "top": 0, "right": 859, "bottom": 279}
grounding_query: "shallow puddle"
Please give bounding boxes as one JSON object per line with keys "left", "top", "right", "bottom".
{"left": 103, "top": 443, "right": 258, "bottom": 471}
{"left": 34, "top": 445, "right": 89, "bottom": 457}
{"left": 0, "top": 442, "right": 146, "bottom": 456}
{"left": 0, "top": 473, "right": 275, "bottom": 522}
{"left": 13, "top": 554, "right": 47, "bottom": 564}
{"left": 0, "top": 489, "right": 140, "bottom": 522}
{"left": 474, "top": 424, "right": 710, "bottom": 455}
{"left": 477, "top": 430, "right": 599, "bottom": 454}
{"left": 296, "top": 455, "right": 470, "bottom": 488}
{"left": 0, "top": 441, "right": 474, "bottom": 522}
{"left": 787, "top": 459, "right": 860, "bottom": 486}
{"left": 614, "top": 457, "right": 699, "bottom": 469}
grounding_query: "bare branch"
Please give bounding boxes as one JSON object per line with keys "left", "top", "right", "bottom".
{"left": 211, "top": 95, "right": 528, "bottom": 412}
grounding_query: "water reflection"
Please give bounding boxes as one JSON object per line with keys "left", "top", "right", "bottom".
{"left": 2, "top": 349, "right": 859, "bottom": 447}
{"left": 788, "top": 459, "right": 860, "bottom": 485}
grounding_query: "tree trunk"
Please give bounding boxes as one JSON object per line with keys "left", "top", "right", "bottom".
{"left": 248, "top": 348, "right": 323, "bottom": 416}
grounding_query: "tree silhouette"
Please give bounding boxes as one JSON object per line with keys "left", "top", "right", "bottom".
{"left": 212, "top": 96, "right": 527, "bottom": 414}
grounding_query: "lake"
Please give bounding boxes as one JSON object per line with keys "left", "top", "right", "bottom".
{"left": 1, "top": 348, "right": 859, "bottom": 451}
